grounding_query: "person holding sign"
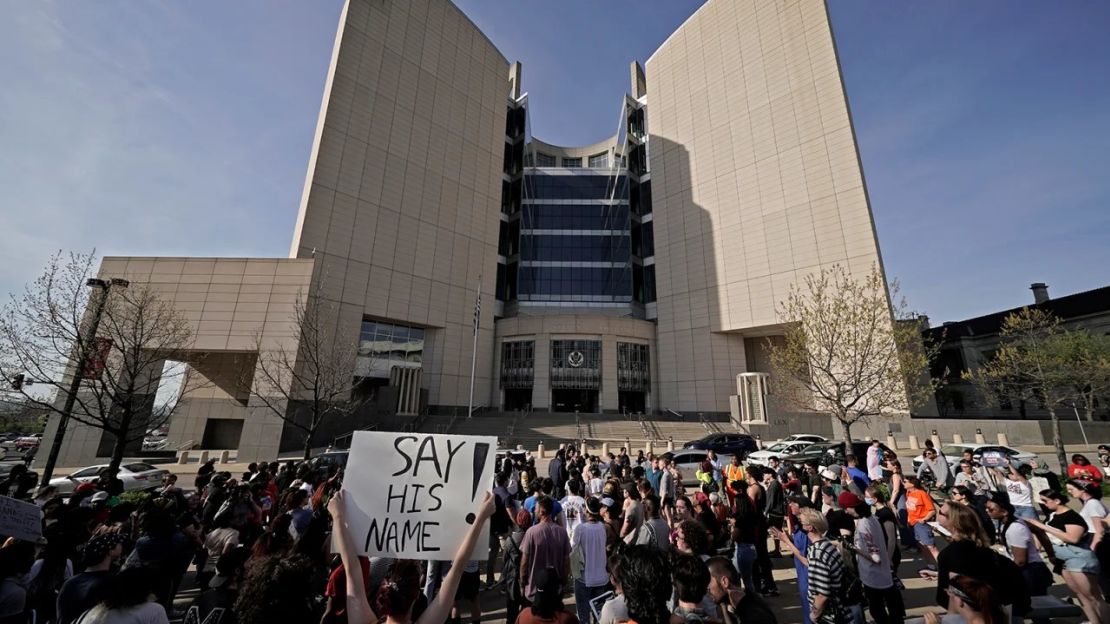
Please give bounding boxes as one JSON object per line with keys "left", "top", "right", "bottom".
{"left": 328, "top": 489, "right": 494, "bottom": 624}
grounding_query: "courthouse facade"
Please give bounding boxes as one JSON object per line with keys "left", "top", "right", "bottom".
{"left": 42, "top": 0, "right": 889, "bottom": 464}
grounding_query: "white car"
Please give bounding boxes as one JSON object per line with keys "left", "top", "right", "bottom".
{"left": 781, "top": 434, "right": 828, "bottom": 444}
{"left": 747, "top": 440, "right": 815, "bottom": 467}
{"left": 49, "top": 462, "right": 170, "bottom": 495}
{"left": 667, "top": 448, "right": 714, "bottom": 488}
{"left": 912, "top": 444, "right": 1039, "bottom": 473}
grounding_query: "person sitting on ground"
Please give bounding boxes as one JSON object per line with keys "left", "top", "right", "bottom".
{"left": 923, "top": 574, "right": 1005, "bottom": 624}
{"left": 515, "top": 566, "right": 578, "bottom": 624}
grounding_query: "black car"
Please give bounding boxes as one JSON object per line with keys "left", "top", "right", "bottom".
{"left": 782, "top": 440, "right": 896, "bottom": 469}
{"left": 683, "top": 433, "right": 759, "bottom": 458}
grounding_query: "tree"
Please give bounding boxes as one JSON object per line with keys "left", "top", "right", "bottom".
{"left": 0, "top": 252, "right": 198, "bottom": 475}
{"left": 1061, "top": 330, "right": 1110, "bottom": 422}
{"left": 766, "top": 264, "right": 940, "bottom": 442}
{"left": 963, "top": 308, "right": 1085, "bottom": 471}
{"left": 249, "top": 278, "right": 364, "bottom": 460}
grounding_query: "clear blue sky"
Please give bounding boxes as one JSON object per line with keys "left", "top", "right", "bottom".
{"left": 1, "top": 1, "right": 1107, "bottom": 323}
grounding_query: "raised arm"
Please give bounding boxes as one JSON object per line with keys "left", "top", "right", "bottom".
{"left": 418, "top": 492, "right": 495, "bottom": 624}
{"left": 327, "top": 491, "right": 377, "bottom": 624}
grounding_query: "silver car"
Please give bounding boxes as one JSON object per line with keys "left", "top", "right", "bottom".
{"left": 49, "top": 462, "right": 170, "bottom": 495}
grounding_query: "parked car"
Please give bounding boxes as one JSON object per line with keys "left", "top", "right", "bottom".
{"left": 911, "top": 444, "right": 1038, "bottom": 473}
{"left": 746, "top": 440, "right": 815, "bottom": 467}
{"left": 781, "top": 434, "right": 828, "bottom": 444}
{"left": 48, "top": 462, "right": 169, "bottom": 495}
{"left": 141, "top": 436, "right": 169, "bottom": 451}
{"left": 312, "top": 450, "right": 350, "bottom": 472}
{"left": 0, "top": 462, "right": 37, "bottom": 484}
{"left": 683, "top": 433, "right": 759, "bottom": 458}
{"left": 14, "top": 434, "right": 41, "bottom": 451}
{"left": 665, "top": 448, "right": 715, "bottom": 488}
{"left": 782, "top": 441, "right": 897, "bottom": 470}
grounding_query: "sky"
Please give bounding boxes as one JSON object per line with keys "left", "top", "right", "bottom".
{"left": 1, "top": 1, "right": 1107, "bottom": 324}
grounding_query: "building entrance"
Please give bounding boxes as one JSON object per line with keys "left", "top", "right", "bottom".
{"left": 552, "top": 389, "right": 598, "bottom": 413}
{"left": 504, "top": 388, "right": 533, "bottom": 411}
{"left": 619, "top": 390, "right": 646, "bottom": 415}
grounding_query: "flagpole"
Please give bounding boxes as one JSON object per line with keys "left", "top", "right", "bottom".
{"left": 467, "top": 277, "right": 481, "bottom": 419}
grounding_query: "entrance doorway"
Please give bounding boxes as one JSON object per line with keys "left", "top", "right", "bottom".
{"left": 202, "top": 419, "right": 244, "bottom": 449}
{"left": 619, "top": 390, "right": 646, "bottom": 415}
{"left": 504, "top": 388, "right": 533, "bottom": 411}
{"left": 552, "top": 389, "right": 598, "bottom": 413}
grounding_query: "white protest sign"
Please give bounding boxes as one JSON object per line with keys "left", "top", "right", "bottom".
{"left": 342, "top": 431, "right": 496, "bottom": 560}
{"left": 0, "top": 495, "right": 41, "bottom": 543}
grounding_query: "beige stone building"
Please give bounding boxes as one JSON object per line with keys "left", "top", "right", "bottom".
{"left": 40, "top": 0, "right": 891, "bottom": 465}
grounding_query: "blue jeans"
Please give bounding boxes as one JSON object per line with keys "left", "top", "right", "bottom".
{"left": 733, "top": 542, "right": 757, "bottom": 594}
{"left": 574, "top": 580, "right": 610, "bottom": 624}
{"left": 1014, "top": 505, "right": 1037, "bottom": 520}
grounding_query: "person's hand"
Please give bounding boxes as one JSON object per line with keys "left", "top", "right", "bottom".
{"left": 327, "top": 489, "right": 346, "bottom": 519}
{"left": 924, "top": 612, "right": 941, "bottom": 624}
{"left": 919, "top": 569, "right": 938, "bottom": 581}
{"left": 475, "top": 491, "right": 495, "bottom": 521}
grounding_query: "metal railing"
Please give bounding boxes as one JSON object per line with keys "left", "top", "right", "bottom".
{"left": 175, "top": 440, "right": 196, "bottom": 451}
{"left": 332, "top": 424, "right": 378, "bottom": 450}
{"left": 667, "top": 409, "right": 685, "bottom": 422}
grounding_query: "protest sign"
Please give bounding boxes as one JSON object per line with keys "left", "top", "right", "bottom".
{"left": 980, "top": 450, "right": 1007, "bottom": 468}
{"left": 342, "top": 431, "right": 497, "bottom": 559}
{"left": 0, "top": 495, "right": 41, "bottom": 543}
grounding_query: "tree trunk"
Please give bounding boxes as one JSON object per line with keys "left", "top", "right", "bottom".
{"left": 839, "top": 417, "right": 853, "bottom": 444}
{"left": 1047, "top": 408, "right": 1067, "bottom": 475}
{"left": 303, "top": 435, "right": 313, "bottom": 461}
{"left": 108, "top": 404, "right": 134, "bottom": 475}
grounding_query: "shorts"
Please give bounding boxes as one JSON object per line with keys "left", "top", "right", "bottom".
{"left": 912, "top": 522, "right": 935, "bottom": 546}
{"left": 1054, "top": 544, "right": 1101, "bottom": 575}
{"left": 455, "top": 570, "right": 480, "bottom": 601}
{"left": 1013, "top": 505, "right": 1037, "bottom": 521}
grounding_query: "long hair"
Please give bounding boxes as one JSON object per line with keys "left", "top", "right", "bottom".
{"left": 235, "top": 554, "right": 319, "bottom": 624}
{"left": 945, "top": 503, "right": 991, "bottom": 548}
{"left": 950, "top": 575, "right": 1005, "bottom": 624}
{"left": 376, "top": 560, "right": 421, "bottom": 619}
{"left": 618, "top": 545, "right": 672, "bottom": 624}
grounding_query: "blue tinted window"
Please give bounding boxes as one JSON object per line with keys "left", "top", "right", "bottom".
{"left": 524, "top": 173, "right": 628, "bottom": 200}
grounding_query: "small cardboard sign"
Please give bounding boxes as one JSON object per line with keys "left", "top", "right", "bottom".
{"left": 0, "top": 495, "right": 41, "bottom": 543}
{"left": 341, "top": 431, "right": 496, "bottom": 559}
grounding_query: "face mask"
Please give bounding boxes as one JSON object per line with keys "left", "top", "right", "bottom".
{"left": 864, "top": 497, "right": 876, "bottom": 506}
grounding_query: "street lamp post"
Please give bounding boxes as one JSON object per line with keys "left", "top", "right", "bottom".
{"left": 40, "top": 277, "right": 129, "bottom": 484}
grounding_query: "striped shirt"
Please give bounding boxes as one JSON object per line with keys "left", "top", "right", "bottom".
{"left": 806, "top": 539, "right": 849, "bottom": 624}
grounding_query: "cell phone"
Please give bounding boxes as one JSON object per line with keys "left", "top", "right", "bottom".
{"left": 590, "top": 590, "right": 615, "bottom": 622}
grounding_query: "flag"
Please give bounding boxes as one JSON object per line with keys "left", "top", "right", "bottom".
{"left": 472, "top": 282, "right": 481, "bottom": 336}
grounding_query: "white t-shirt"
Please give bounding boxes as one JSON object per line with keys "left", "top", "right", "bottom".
{"left": 1004, "top": 478, "right": 1033, "bottom": 508}
{"left": 74, "top": 601, "right": 169, "bottom": 624}
{"left": 572, "top": 521, "right": 609, "bottom": 588}
{"left": 561, "top": 495, "right": 587, "bottom": 537}
{"left": 588, "top": 478, "right": 604, "bottom": 497}
{"left": 1081, "top": 498, "right": 1108, "bottom": 533}
{"left": 1004, "top": 522, "right": 1044, "bottom": 563}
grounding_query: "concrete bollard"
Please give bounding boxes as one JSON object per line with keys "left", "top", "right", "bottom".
{"left": 178, "top": 451, "right": 189, "bottom": 465}
{"left": 537, "top": 442, "right": 545, "bottom": 458}
{"left": 667, "top": 439, "right": 675, "bottom": 452}
{"left": 952, "top": 434, "right": 963, "bottom": 445}
{"left": 219, "top": 450, "right": 230, "bottom": 463}
{"left": 930, "top": 433, "right": 941, "bottom": 449}
{"left": 602, "top": 442, "right": 609, "bottom": 457}
{"left": 908, "top": 435, "right": 919, "bottom": 450}
{"left": 199, "top": 451, "right": 209, "bottom": 464}
{"left": 625, "top": 438, "right": 632, "bottom": 453}
{"left": 645, "top": 440, "right": 653, "bottom": 455}
{"left": 997, "top": 433, "right": 1009, "bottom": 446}
{"left": 886, "top": 434, "right": 897, "bottom": 450}
{"left": 975, "top": 431, "right": 986, "bottom": 444}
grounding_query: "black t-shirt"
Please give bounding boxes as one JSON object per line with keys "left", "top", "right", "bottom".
{"left": 56, "top": 571, "right": 113, "bottom": 624}
{"left": 1048, "top": 509, "right": 1088, "bottom": 538}
{"left": 184, "top": 588, "right": 238, "bottom": 624}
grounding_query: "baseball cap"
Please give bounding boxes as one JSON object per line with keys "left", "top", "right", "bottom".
{"left": 210, "top": 546, "right": 250, "bottom": 588}
{"left": 838, "top": 491, "right": 863, "bottom": 509}
{"left": 709, "top": 493, "right": 720, "bottom": 505}
{"left": 599, "top": 497, "right": 616, "bottom": 509}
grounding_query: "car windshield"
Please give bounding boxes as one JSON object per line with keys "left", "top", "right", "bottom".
{"left": 123, "top": 463, "right": 157, "bottom": 473}
{"left": 767, "top": 442, "right": 791, "bottom": 452}
{"left": 939, "top": 446, "right": 970, "bottom": 456}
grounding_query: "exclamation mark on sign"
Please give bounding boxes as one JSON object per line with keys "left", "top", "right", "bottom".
{"left": 465, "top": 442, "right": 490, "bottom": 525}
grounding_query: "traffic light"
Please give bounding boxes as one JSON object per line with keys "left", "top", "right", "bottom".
{"left": 10, "top": 374, "right": 24, "bottom": 391}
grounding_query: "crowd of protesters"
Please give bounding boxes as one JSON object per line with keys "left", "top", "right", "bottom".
{"left": 0, "top": 442, "right": 1109, "bottom": 624}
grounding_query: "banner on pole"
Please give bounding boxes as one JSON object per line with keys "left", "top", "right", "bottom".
{"left": 341, "top": 431, "right": 496, "bottom": 559}
{"left": 0, "top": 496, "right": 42, "bottom": 543}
